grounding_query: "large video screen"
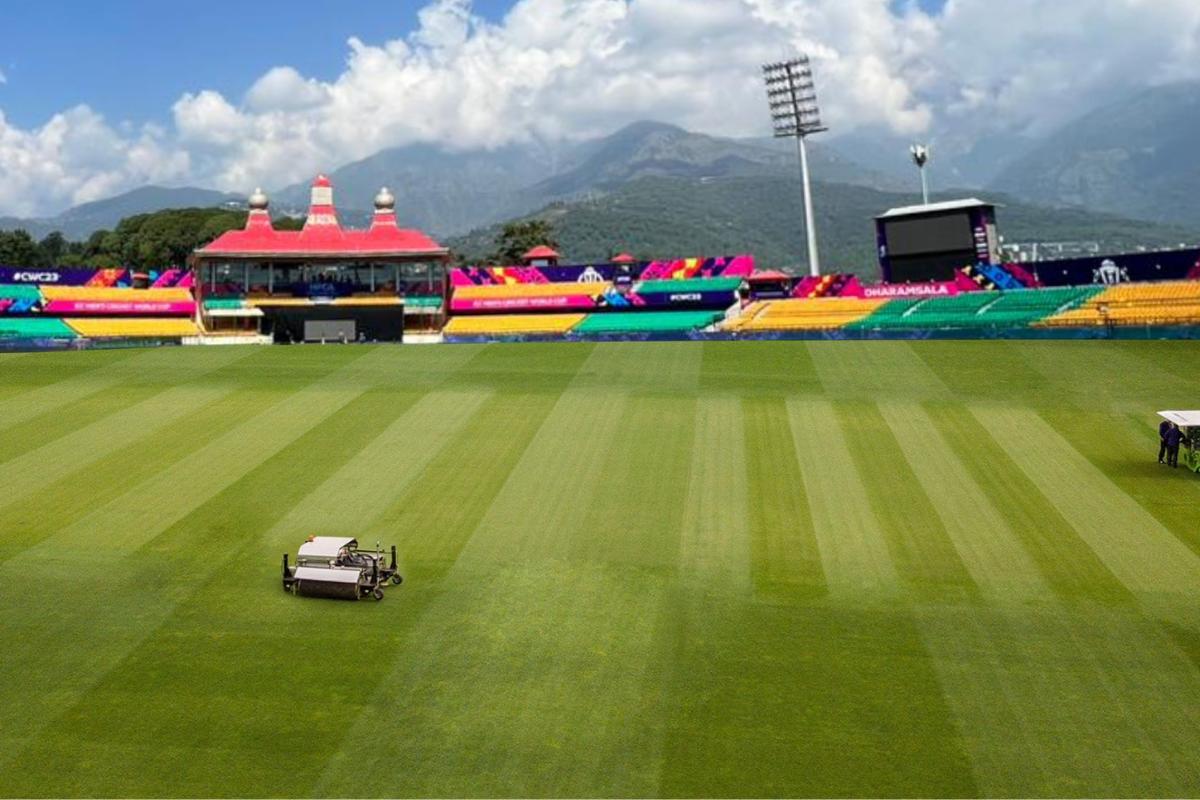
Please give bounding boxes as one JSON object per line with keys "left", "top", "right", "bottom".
{"left": 885, "top": 213, "right": 974, "bottom": 257}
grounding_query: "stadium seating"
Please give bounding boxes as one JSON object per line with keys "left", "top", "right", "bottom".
{"left": 0, "top": 284, "right": 41, "bottom": 314}
{"left": 844, "top": 299, "right": 927, "bottom": 329}
{"left": 443, "top": 314, "right": 586, "bottom": 336}
{"left": 0, "top": 318, "right": 78, "bottom": 339}
{"left": 1038, "top": 282, "right": 1200, "bottom": 328}
{"left": 203, "top": 298, "right": 247, "bottom": 310}
{"left": 725, "top": 298, "right": 886, "bottom": 331}
{"left": 66, "top": 318, "right": 201, "bottom": 338}
{"left": 0, "top": 284, "right": 42, "bottom": 302}
{"left": 863, "top": 292, "right": 1001, "bottom": 330}
{"left": 573, "top": 311, "right": 723, "bottom": 334}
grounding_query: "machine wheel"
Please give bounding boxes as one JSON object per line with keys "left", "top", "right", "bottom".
{"left": 373, "top": 587, "right": 385, "bottom": 601}
{"left": 391, "top": 575, "right": 403, "bottom": 585}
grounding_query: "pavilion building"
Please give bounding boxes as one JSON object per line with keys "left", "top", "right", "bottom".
{"left": 192, "top": 176, "right": 449, "bottom": 342}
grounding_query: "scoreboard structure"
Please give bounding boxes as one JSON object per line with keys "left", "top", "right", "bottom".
{"left": 876, "top": 199, "right": 1001, "bottom": 283}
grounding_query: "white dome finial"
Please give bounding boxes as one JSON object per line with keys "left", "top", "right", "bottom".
{"left": 248, "top": 187, "right": 269, "bottom": 211}
{"left": 374, "top": 186, "right": 395, "bottom": 211}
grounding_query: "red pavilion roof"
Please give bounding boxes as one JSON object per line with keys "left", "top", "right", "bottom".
{"left": 522, "top": 245, "right": 561, "bottom": 260}
{"left": 196, "top": 176, "right": 447, "bottom": 260}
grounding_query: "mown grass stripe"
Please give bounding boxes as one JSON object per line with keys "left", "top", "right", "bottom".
{"left": 450, "top": 343, "right": 629, "bottom": 568}
{"left": 0, "top": 387, "right": 281, "bottom": 562}
{"left": 571, "top": 341, "right": 703, "bottom": 394}
{"left": 0, "top": 384, "right": 231, "bottom": 505}
{"left": 574, "top": 394, "right": 695, "bottom": 571}
{"left": 656, "top": 594, "right": 979, "bottom": 798}
{"left": 835, "top": 400, "right": 977, "bottom": 600}
{"left": 0, "top": 388, "right": 457, "bottom": 794}
{"left": 1014, "top": 341, "right": 1193, "bottom": 414}
{"left": 5, "top": 348, "right": 388, "bottom": 560}
{"left": 678, "top": 396, "right": 749, "bottom": 585}
{"left": 916, "top": 603, "right": 1200, "bottom": 797}
{"left": 456, "top": 388, "right": 627, "bottom": 566}
{"left": 787, "top": 398, "right": 899, "bottom": 594}
{"left": 701, "top": 340, "right": 824, "bottom": 396}
{"left": 878, "top": 401, "right": 1051, "bottom": 598}
{"left": 742, "top": 396, "right": 826, "bottom": 598}
{"left": 934, "top": 405, "right": 1135, "bottom": 603}
{"left": 1047, "top": 408, "right": 1200, "bottom": 559}
{"left": 808, "top": 341, "right": 952, "bottom": 402}
{"left": 980, "top": 406, "right": 1200, "bottom": 600}
{"left": 0, "top": 346, "right": 249, "bottom": 434}
{"left": 368, "top": 391, "right": 564, "bottom": 579}
{"left": 0, "top": 383, "right": 166, "bottom": 463}
{"left": 318, "top": 562, "right": 672, "bottom": 797}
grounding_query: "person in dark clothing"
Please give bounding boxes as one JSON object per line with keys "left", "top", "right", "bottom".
{"left": 1159, "top": 419, "right": 1173, "bottom": 464}
{"left": 1165, "top": 423, "right": 1184, "bottom": 468}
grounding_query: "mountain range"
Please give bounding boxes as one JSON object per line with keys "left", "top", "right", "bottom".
{"left": 989, "top": 82, "right": 1200, "bottom": 226}
{"left": 1, "top": 81, "right": 1198, "bottom": 255}
{"left": 446, "top": 175, "right": 1198, "bottom": 275}
{"left": 0, "top": 186, "right": 243, "bottom": 242}
{"left": 269, "top": 120, "right": 906, "bottom": 237}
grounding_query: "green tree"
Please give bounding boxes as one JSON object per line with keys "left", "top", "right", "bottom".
{"left": 38, "top": 231, "right": 67, "bottom": 266}
{"left": 0, "top": 230, "right": 41, "bottom": 267}
{"left": 491, "top": 219, "right": 558, "bottom": 264}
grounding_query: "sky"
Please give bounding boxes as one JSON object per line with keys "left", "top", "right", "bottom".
{"left": 0, "top": 0, "right": 1197, "bottom": 218}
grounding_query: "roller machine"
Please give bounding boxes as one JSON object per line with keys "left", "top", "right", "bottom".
{"left": 282, "top": 536, "right": 402, "bottom": 600}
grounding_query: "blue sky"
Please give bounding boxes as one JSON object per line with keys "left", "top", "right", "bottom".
{"left": 0, "top": 0, "right": 1193, "bottom": 217}
{"left": 0, "top": 0, "right": 515, "bottom": 127}
{"left": 1, "top": 0, "right": 947, "bottom": 130}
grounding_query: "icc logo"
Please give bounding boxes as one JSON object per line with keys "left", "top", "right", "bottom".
{"left": 1093, "top": 259, "right": 1130, "bottom": 286}
{"left": 577, "top": 267, "right": 605, "bottom": 284}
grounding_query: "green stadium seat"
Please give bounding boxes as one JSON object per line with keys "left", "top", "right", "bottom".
{"left": 574, "top": 311, "right": 723, "bottom": 334}
{"left": 0, "top": 318, "right": 78, "bottom": 339}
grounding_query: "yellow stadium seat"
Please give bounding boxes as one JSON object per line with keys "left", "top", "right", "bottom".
{"left": 66, "top": 318, "right": 201, "bottom": 338}
{"left": 443, "top": 314, "right": 585, "bottom": 335}
{"left": 724, "top": 298, "right": 886, "bottom": 332}
{"left": 1037, "top": 282, "right": 1200, "bottom": 328}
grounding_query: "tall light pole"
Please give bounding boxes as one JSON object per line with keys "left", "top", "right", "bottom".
{"left": 910, "top": 144, "right": 931, "bottom": 205}
{"left": 764, "top": 56, "right": 827, "bottom": 278}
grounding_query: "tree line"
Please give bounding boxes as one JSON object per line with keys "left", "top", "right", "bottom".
{"left": 0, "top": 208, "right": 303, "bottom": 270}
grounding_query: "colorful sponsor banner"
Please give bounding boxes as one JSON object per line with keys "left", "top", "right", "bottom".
{"left": 0, "top": 266, "right": 190, "bottom": 287}
{"left": 856, "top": 282, "right": 962, "bottom": 299}
{"left": 42, "top": 300, "right": 195, "bottom": 315}
{"left": 451, "top": 256, "right": 755, "bottom": 287}
{"left": 627, "top": 289, "right": 738, "bottom": 308}
{"left": 1032, "top": 248, "right": 1200, "bottom": 288}
{"left": 451, "top": 295, "right": 599, "bottom": 312}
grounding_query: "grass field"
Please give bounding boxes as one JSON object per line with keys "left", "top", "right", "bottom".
{"left": 1, "top": 341, "right": 1199, "bottom": 798}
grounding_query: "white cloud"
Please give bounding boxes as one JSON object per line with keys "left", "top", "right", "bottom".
{"left": 0, "top": 106, "right": 188, "bottom": 217}
{"left": 0, "top": 0, "right": 1199, "bottom": 216}
{"left": 0, "top": 68, "right": 7, "bottom": 85}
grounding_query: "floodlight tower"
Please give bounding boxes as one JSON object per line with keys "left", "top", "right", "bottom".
{"left": 763, "top": 56, "right": 828, "bottom": 277}
{"left": 910, "top": 144, "right": 931, "bottom": 205}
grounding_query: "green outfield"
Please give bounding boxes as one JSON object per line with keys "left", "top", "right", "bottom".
{"left": 1, "top": 341, "right": 1199, "bottom": 798}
